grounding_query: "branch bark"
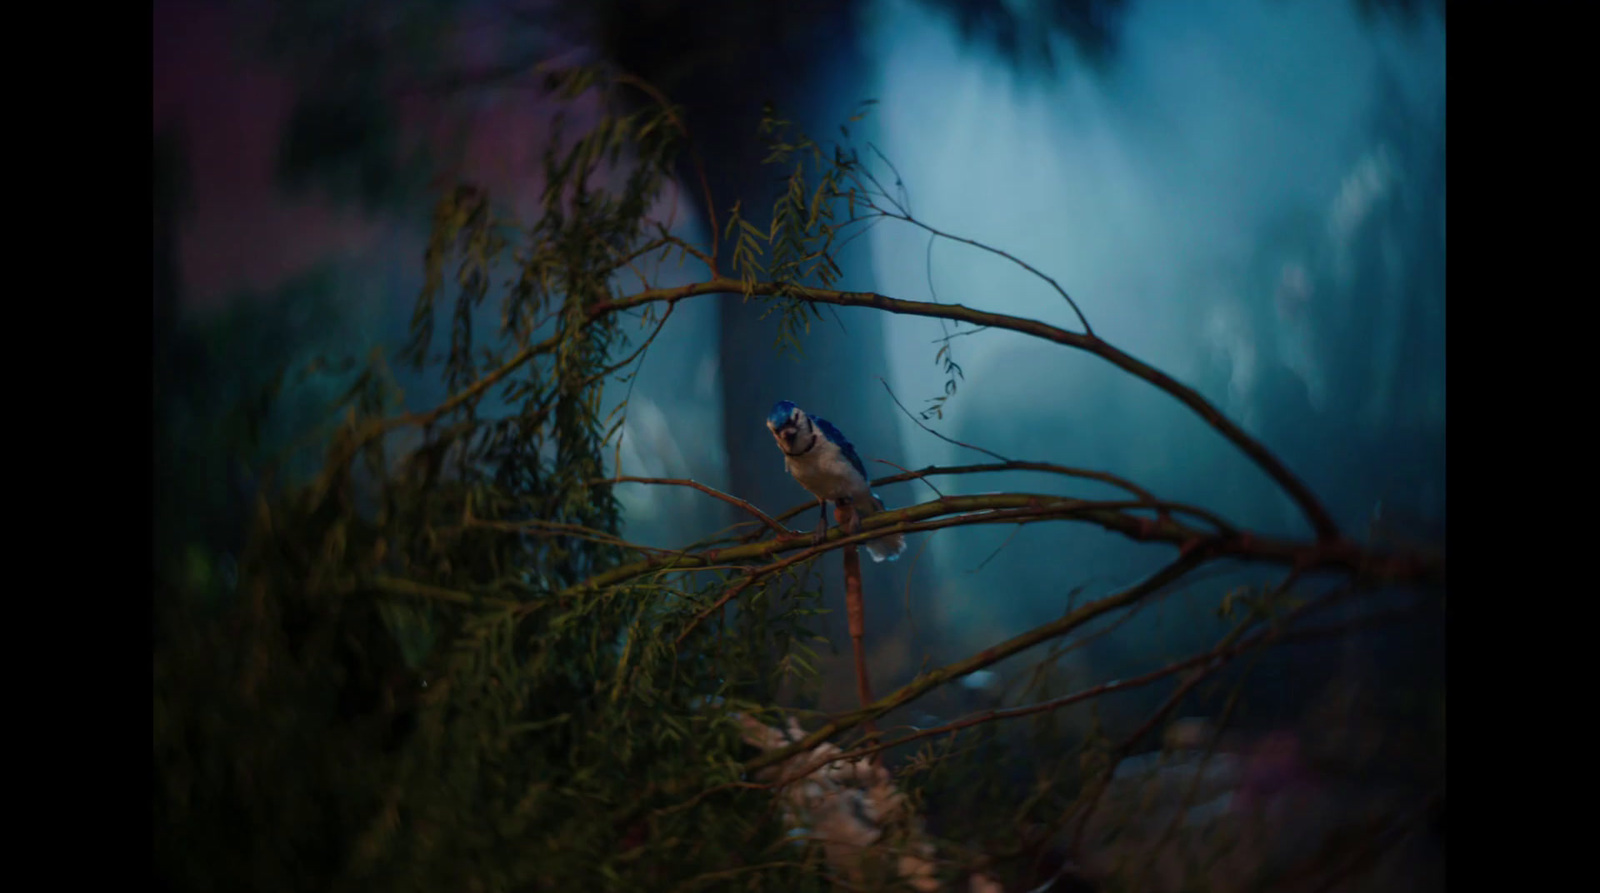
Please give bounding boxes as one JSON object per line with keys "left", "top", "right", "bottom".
{"left": 837, "top": 503, "right": 878, "bottom": 747}
{"left": 590, "top": 278, "right": 1342, "bottom": 542}
{"left": 744, "top": 554, "right": 1206, "bottom": 775}
{"left": 561, "top": 492, "right": 1440, "bottom": 615}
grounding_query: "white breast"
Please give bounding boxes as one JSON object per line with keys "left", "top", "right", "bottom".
{"left": 785, "top": 439, "right": 867, "bottom": 502}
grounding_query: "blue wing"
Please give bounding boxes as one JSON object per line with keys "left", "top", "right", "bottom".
{"left": 811, "top": 415, "right": 869, "bottom": 484}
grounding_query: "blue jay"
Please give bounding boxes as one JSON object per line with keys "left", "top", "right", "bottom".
{"left": 765, "top": 400, "right": 907, "bottom": 562}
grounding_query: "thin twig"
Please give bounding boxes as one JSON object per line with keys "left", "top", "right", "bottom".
{"left": 970, "top": 524, "right": 1025, "bottom": 573}
{"left": 603, "top": 476, "right": 796, "bottom": 538}
{"left": 613, "top": 73, "right": 721, "bottom": 278}
{"left": 925, "top": 230, "right": 960, "bottom": 367}
{"left": 808, "top": 624, "right": 1230, "bottom": 773}
{"left": 674, "top": 534, "right": 832, "bottom": 646}
{"left": 879, "top": 377, "right": 1009, "bottom": 462}
{"left": 1065, "top": 577, "right": 1343, "bottom": 854}
{"left": 758, "top": 581, "right": 1372, "bottom": 811}
{"left": 1304, "top": 791, "right": 1442, "bottom": 893}
{"left": 930, "top": 326, "right": 993, "bottom": 342}
{"left": 821, "top": 590, "right": 1432, "bottom": 779}
{"left": 862, "top": 199, "right": 1094, "bottom": 338}
{"left": 861, "top": 142, "right": 913, "bottom": 217}
{"left": 830, "top": 212, "right": 887, "bottom": 259}
{"left": 872, "top": 457, "right": 944, "bottom": 499}
{"left": 743, "top": 554, "right": 1207, "bottom": 776}
{"left": 464, "top": 516, "right": 681, "bottom": 557}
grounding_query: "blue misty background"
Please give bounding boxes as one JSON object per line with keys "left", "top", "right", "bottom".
{"left": 155, "top": 0, "right": 1443, "bottom": 729}
{"left": 863, "top": 0, "right": 1444, "bottom": 662}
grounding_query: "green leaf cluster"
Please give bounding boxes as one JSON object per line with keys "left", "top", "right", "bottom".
{"left": 154, "top": 68, "right": 840, "bottom": 893}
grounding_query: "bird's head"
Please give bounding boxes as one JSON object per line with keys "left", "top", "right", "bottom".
{"left": 766, "top": 400, "right": 809, "bottom": 451}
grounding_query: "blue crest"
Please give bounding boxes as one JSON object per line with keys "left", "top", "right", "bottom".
{"left": 767, "top": 400, "right": 799, "bottom": 428}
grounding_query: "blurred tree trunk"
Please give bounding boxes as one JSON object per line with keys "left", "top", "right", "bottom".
{"left": 594, "top": 1, "right": 905, "bottom": 532}
{"left": 589, "top": 2, "right": 911, "bottom": 701}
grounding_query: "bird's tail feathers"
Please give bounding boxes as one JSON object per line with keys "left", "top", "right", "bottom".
{"left": 863, "top": 492, "right": 907, "bottom": 563}
{"left": 865, "top": 533, "right": 907, "bottom": 563}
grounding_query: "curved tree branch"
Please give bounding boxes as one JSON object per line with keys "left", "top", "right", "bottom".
{"left": 340, "top": 275, "right": 1338, "bottom": 544}
{"left": 605, "top": 475, "right": 796, "bottom": 537}
{"left": 744, "top": 461, "right": 1232, "bottom": 542}
{"left": 548, "top": 491, "right": 1438, "bottom": 611}
{"left": 806, "top": 595, "right": 1428, "bottom": 774}
{"left": 589, "top": 277, "right": 1343, "bottom": 542}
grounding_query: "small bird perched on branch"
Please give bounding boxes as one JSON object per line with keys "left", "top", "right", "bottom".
{"left": 766, "top": 400, "right": 907, "bottom": 562}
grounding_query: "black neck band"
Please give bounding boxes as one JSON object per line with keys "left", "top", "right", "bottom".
{"left": 783, "top": 433, "right": 819, "bottom": 458}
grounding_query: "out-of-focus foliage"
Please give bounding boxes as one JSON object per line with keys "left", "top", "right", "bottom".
{"left": 152, "top": 127, "right": 362, "bottom": 595}
{"left": 153, "top": 56, "right": 1443, "bottom": 891}
{"left": 153, "top": 70, "right": 838, "bottom": 892}
{"left": 276, "top": 77, "right": 433, "bottom": 212}
{"left": 152, "top": 267, "right": 356, "bottom": 573}
{"left": 911, "top": 0, "right": 1131, "bottom": 73}
{"left": 233, "top": 0, "right": 463, "bottom": 212}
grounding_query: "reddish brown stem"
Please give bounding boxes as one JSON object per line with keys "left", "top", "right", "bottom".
{"left": 837, "top": 503, "right": 878, "bottom": 750}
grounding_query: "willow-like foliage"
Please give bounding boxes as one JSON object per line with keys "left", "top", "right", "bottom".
{"left": 154, "top": 66, "right": 1444, "bottom": 893}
